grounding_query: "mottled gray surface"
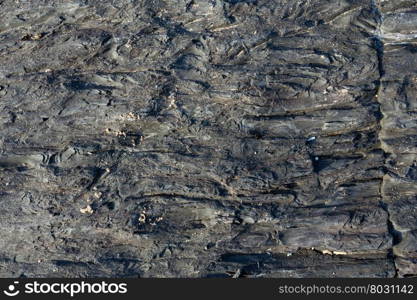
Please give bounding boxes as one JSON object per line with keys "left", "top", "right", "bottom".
{"left": 0, "top": 0, "right": 416, "bottom": 277}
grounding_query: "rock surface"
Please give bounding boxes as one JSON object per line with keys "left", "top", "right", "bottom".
{"left": 0, "top": 0, "right": 416, "bottom": 277}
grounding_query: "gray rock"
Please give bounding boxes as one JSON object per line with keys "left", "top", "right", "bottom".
{"left": 0, "top": 0, "right": 415, "bottom": 277}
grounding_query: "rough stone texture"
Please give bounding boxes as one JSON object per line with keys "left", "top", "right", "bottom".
{"left": 0, "top": 0, "right": 415, "bottom": 277}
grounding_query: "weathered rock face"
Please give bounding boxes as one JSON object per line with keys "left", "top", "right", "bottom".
{"left": 0, "top": 0, "right": 415, "bottom": 278}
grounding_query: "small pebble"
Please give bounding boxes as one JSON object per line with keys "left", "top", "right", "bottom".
{"left": 80, "top": 205, "right": 93, "bottom": 214}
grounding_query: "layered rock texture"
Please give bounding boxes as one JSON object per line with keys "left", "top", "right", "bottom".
{"left": 0, "top": 0, "right": 416, "bottom": 277}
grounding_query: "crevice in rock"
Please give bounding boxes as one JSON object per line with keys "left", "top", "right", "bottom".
{"left": 372, "top": 0, "right": 401, "bottom": 277}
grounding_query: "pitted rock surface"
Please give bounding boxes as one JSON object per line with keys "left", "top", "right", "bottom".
{"left": 0, "top": 0, "right": 416, "bottom": 277}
